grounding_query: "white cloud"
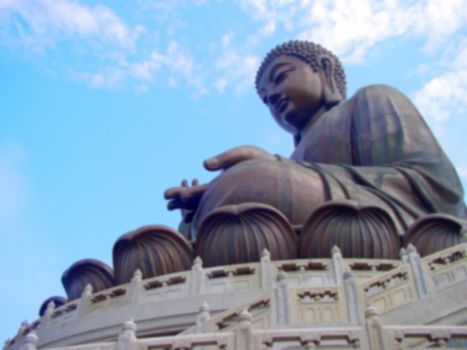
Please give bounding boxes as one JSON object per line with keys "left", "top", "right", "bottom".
{"left": 413, "top": 39, "right": 467, "bottom": 126}
{"left": 1, "top": 0, "right": 466, "bottom": 96}
{"left": 459, "top": 165, "right": 467, "bottom": 178}
{"left": 73, "top": 67, "right": 125, "bottom": 89}
{"left": 413, "top": 69, "right": 467, "bottom": 124}
{"left": 0, "top": 0, "right": 142, "bottom": 51}
{"left": 237, "top": 0, "right": 467, "bottom": 63}
{"left": 71, "top": 41, "right": 207, "bottom": 95}
{"left": 211, "top": 32, "right": 260, "bottom": 94}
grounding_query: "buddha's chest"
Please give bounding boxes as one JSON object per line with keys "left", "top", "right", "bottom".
{"left": 291, "top": 107, "right": 354, "bottom": 164}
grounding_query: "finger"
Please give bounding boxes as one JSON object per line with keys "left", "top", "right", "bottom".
{"left": 167, "top": 199, "right": 180, "bottom": 210}
{"left": 181, "top": 179, "right": 188, "bottom": 187}
{"left": 192, "top": 178, "right": 199, "bottom": 186}
{"left": 180, "top": 188, "right": 198, "bottom": 201}
{"left": 164, "top": 187, "right": 183, "bottom": 199}
{"left": 204, "top": 148, "right": 252, "bottom": 171}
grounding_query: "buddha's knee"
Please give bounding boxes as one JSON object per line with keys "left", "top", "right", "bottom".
{"left": 193, "top": 159, "right": 325, "bottom": 232}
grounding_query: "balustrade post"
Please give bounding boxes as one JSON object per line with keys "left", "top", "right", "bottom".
{"left": 234, "top": 309, "right": 254, "bottom": 350}
{"left": 399, "top": 247, "right": 409, "bottom": 264}
{"left": 116, "top": 319, "right": 138, "bottom": 350}
{"left": 260, "top": 249, "right": 273, "bottom": 291}
{"left": 128, "top": 269, "right": 143, "bottom": 304}
{"left": 364, "top": 306, "right": 393, "bottom": 350}
{"left": 195, "top": 302, "right": 211, "bottom": 334}
{"left": 331, "top": 246, "right": 345, "bottom": 284}
{"left": 190, "top": 257, "right": 205, "bottom": 295}
{"left": 18, "top": 321, "right": 28, "bottom": 337}
{"left": 41, "top": 300, "right": 56, "bottom": 327}
{"left": 406, "top": 244, "right": 433, "bottom": 299}
{"left": 343, "top": 268, "right": 362, "bottom": 324}
{"left": 77, "top": 284, "right": 93, "bottom": 316}
{"left": 275, "top": 271, "right": 291, "bottom": 326}
{"left": 19, "top": 332, "right": 37, "bottom": 350}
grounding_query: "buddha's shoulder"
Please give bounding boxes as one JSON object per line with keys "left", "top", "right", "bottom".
{"left": 351, "top": 84, "right": 408, "bottom": 101}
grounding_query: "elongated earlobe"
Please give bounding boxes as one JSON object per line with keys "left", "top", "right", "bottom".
{"left": 318, "top": 54, "right": 343, "bottom": 108}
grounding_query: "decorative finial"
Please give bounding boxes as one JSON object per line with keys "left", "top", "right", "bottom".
{"left": 18, "top": 321, "right": 29, "bottom": 335}
{"left": 195, "top": 301, "right": 211, "bottom": 334}
{"left": 365, "top": 306, "right": 379, "bottom": 319}
{"left": 82, "top": 283, "right": 93, "bottom": 297}
{"left": 132, "top": 269, "right": 142, "bottom": 282}
{"left": 238, "top": 308, "right": 252, "bottom": 322}
{"left": 44, "top": 300, "right": 55, "bottom": 316}
{"left": 399, "top": 247, "right": 407, "bottom": 257}
{"left": 117, "top": 319, "right": 137, "bottom": 345}
{"left": 122, "top": 319, "right": 137, "bottom": 333}
{"left": 261, "top": 249, "right": 271, "bottom": 261}
{"left": 199, "top": 301, "right": 210, "bottom": 313}
{"left": 407, "top": 243, "right": 417, "bottom": 254}
{"left": 193, "top": 256, "right": 203, "bottom": 269}
{"left": 331, "top": 245, "right": 341, "bottom": 255}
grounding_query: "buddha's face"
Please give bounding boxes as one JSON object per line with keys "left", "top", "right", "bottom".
{"left": 257, "top": 55, "right": 323, "bottom": 134}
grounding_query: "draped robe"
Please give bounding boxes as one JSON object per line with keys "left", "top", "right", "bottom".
{"left": 192, "top": 85, "right": 466, "bottom": 237}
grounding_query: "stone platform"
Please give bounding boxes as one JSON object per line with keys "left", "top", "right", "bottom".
{"left": 6, "top": 243, "right": 467, "bottom": 350}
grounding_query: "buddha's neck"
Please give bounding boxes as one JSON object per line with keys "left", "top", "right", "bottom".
{"left": 299, "top": 105, "right": 329, "bottom": 139}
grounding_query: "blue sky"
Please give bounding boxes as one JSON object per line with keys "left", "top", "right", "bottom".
{"left": 0, "top": 0, "right": 466, "bottom": 342}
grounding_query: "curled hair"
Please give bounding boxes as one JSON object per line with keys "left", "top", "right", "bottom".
{"left": 255, "top": 40, "right": 347, "bottom": 99}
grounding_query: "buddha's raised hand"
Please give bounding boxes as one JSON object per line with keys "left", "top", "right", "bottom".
{"left": 204, "top": 145, "right": 275, "bottom": 171}
{"left": 165, "top": 146, "right": 274, "bottom": 220}
{"left": 164, "top": 179, "right": 208, "bottom": 222}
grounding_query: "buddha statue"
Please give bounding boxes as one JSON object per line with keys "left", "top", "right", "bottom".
{"left": 165, "top": 40, "right": 466, "bottom": 265}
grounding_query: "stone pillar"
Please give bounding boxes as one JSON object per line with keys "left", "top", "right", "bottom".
{"left": 41, "top": 300, "right": 56, "bottom": 327}
{"left": 78, "top": 284, "right": 93, "bottom": 316}
{"left": 399, "top": 247, "right": 409, "bottom": 264}
{"left": 116, "top": 319, "right": 138, "bottom": 350}
{"left": 128, "top": 269, "right": 143, "bottom": 304}
{"left": 260, "top": 249, "right": 273, "bottom": 291}
{"left": 18, "top": 321, "right": 28, "bottom": 336}
{"left": 190, "top": 257, "right": 205, "bottom": 295}
{"left": 19, "top": 332, "right": 38, "bottom": 350}
{"left": 195, "top": 302, "right": 211, "bottom": 334}
{"left": 275, "top": 271, "right": 291, "bottom": 326}
{"left": 343, "top": 268, "right": 362, "bottom": 324}
{"left": 234, "top": 309, "right": 254, "bottom": 350}
{"left": 364, "top": 306, "right": 392, "bottom": 350}
{"left": 331, "top": 246, "right": 345, "bottom": 285}
{"left": 406, "top": 244, "right": 433, "bottom": 299}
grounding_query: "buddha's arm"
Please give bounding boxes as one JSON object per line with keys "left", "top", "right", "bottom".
{"left": 312, "top": 85, "right": 464, "bottom": 219}
{"left": 204, "top": 145, "right": 276, "bottom": 170}
{"left": 164, "top": 145, "right": 276, "bottom": 219}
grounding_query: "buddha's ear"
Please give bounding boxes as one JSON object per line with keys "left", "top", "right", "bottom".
{"left": 318, "top": 53, "right": 343, "bottom": 107}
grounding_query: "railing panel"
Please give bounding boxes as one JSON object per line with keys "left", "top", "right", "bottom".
{"left": 362, "top": 265, "right": 418, "bottom": 314}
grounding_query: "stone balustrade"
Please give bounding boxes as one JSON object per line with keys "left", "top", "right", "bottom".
{"left": 5, "top": 243, "right": 466, "bottom": 350}
{"left": 17, "top": 306, "right": 467, "bottom": 350}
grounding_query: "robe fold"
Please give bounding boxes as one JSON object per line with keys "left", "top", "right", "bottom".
{"left": 292, "top": 85, "right": 465, "bottom": 231}
{"left": 191, "top": 85, "right": 465, "bottom": 239}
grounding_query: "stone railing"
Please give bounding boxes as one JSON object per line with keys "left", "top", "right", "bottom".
{"left": 6, "top": 243, "right": 466, "bottom": 350}
{"left": 17, "top": 306, "right": 467, "bottom": 350}
{"left": 14, "top": 248, "right": 403, "bottom": 332}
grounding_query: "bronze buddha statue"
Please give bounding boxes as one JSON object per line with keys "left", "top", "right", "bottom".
{"left": 165, "top": 40, "right": 466, "bottom": 265}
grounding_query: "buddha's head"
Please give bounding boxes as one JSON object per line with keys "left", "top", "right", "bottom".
{"left": 255, "top": 40, "right": 346, "bottom": 136}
